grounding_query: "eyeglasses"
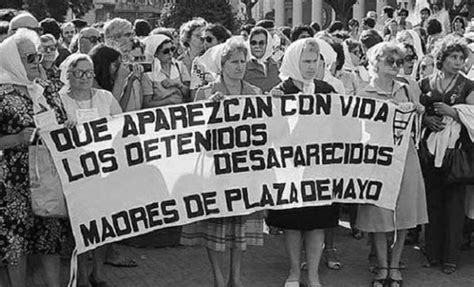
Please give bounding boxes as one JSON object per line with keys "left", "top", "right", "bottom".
{"left": 204, "top": 36, "right": 215, "bottom": 43}
{"left": 69, "top": 69, "right": 95, "bottom": 78}
{"left": 134, "top": 56, "right": 146, "bottom": 62}
{"left": 82, "top": 35, "right": 101, "bottom": 44}
{"left": 404, "top": 55, "right": 418, "bottom": 62}
{"left": 156, "top": 46, "right": 176, "bottom": 56}
{"left": 384, "top": 57, "right": 404, "bottom": 67}
{"left": 23, "top": 52, "right": 43, "bottom": 64}
{"left": 250, "top": 40, "right": 266, "bottom": 46}
{"left": 40, "top": 44, "right": 57, "bottom": 53}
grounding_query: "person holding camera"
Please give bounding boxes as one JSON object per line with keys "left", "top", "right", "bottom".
{"left": 141, "top": 34, "right": 190, "bottom": 108}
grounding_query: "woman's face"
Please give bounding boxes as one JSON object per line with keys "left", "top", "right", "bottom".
{"left": 155, "top": 42, "right": 174, "bottom": 64}
{"left": 68, "top": 60, "right": 94, "bottom": 91}
{"left": 403, "top": 48, "right": 417, "bottom": 75}
{"left": 250, "top": 33, "right": 267, "bottom": 59}
{"left": 298, "top": 47, "right": 319, "bottom": 80}
{"left": 38, "top": 39, "right": 58, "bottom": 64}
{"left": 454, "top": 20, "right": 464, "bottom": 33}
{"left": 442, "top": 51, "right": 465, "bottom": 74}
{"left": 350, "top": 46, "right": 363, "bottom": 66}
{"left": 222, "top": 50, "right": 247, "bottom": 81}
{"left": 18, "top": 39, "right": 41, "bottom": 81}
{"left": 189, "top": 27, "right": 204, "bottom": 52}
{"left": 109, "top": 57, "right": 121, "bottom": 79}
{"left": 376, "top": 52, "right": 403, "bottom": 77}
{"left": 388, "top": 22, "right": 398, "bottom": 34}
{"left": 203, "top": 30, "right": 219, "bottom": 51}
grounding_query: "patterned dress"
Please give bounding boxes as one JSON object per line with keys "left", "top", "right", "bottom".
{"left": 0, "top": 80, "right": 71, "bottom": 265}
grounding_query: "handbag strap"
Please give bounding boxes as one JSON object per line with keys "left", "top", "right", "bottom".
{"left": 33, "top": 136, "right": 44, "bottom": 182}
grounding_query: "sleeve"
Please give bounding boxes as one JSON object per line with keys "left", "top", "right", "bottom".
{"left": 141, "top": 73, "right": 154, "bottom": 96}
{"left": 105, "top": 91, "right": 123, "bottom": 116}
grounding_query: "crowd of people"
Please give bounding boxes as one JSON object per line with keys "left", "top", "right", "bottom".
{"left": 0, "top": 2, "right": 474, "bottom": 287}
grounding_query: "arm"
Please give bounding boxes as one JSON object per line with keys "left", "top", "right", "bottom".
{"left": 0, "top": 128, "right": 36, "bottom": 150}
{"left": 142, "top": 94, "right": 176, "bottom": 108}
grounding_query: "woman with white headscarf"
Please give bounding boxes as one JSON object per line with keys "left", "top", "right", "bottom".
{"left": 338, "top": 39, "right": 369, "bottom": 96}
{"left": 396, "top": 29, "right": 424, "bottom": 79}
{"left": 267, "top": 38, "right": 339, "bottom": 287}
{"left": 180, "top": 37, "right": 263, "bottom": 287}
{"left": 0, "top": 28, "right": 70, "bottom": 287}
{"left": 243, "top": 27, "right": 281, "bottom": 93}
{"left": 142, "top": 34, "right": 190, "bottom": 107}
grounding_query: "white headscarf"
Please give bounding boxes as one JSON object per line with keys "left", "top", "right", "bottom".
{"left": 0, "top": 34, "right": 49, "bottom": 113}
{"left": 143, "top": 35, "right": 181, "bottom": 82}
{"left": 197, "top": 42, "right": 227, "bottom": 76}
{"left": 314, "top": 38, "right": 336, "bottom": 71}
{"left": 342, "top": 40, "right": 370, "bottom": 82}
{"left": 280, "top": 38, "right": 318, "bottom": 94}
{"left": 249, "top": 28, "right": 274, "bottom": 76}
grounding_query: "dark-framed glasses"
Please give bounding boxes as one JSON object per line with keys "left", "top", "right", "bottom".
{"left": 404, "top": 55, "right": 418, "bottom": 62}
{"left": 250, "top": 40, "right": 266, "bottom": 46}
{"left": 204, "top": 36, "right": 215, "bottom": 43}
{"left": 23, "top": 52, "right": 43, "bottom": 64}
{"left": 40, "top": 44, "right": 57, "bottom": 53}
{"left": 384, "top": 57, "right": 404, "bottom": 67}
{"left": 156, "top": 46, "right": 176, "bottom": 56}
{"left": 69, "top": 69, "right": 95, "bottom": 78}
{"left": 82, "top": 35, "right": 101, "bottom": 44}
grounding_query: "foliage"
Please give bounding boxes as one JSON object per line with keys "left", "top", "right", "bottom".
{"left": 0, "top": 0, "right": 93, "bottom": 22}
{"left": 160, "top": 0, "right": 240, "bottom": 33}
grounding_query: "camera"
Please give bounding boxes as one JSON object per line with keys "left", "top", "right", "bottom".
{"left": 128, "top": 62, "right": 152, "bottom": 73}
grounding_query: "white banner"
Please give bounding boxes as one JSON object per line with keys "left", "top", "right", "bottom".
{"left": 40, "top": 94, "right": 414, "bottom": 253}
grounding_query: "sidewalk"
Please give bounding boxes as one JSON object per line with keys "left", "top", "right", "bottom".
{"left": 35, "top": 225, "right": 474, "bottom": 287}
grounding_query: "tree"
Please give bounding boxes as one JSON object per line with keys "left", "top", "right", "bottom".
{"left": 241, "top": 0, "right": 258, "bottom": 22}
{"left": 326, "top": 0, "right": 357, "bottom": 28}
{"left": 160, "top": 0, "right": 239, "bottom": 33}
{"left": 0, "top": 0, "right": 93, "bottom": 22}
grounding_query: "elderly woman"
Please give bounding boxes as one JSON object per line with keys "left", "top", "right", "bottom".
{"left": 38, "top": 33, "right": 63, "bottom": 90}
{"left": 419, "top": 38, "right": 474, "bottom": 275}
{"left": 142, "top": 35, "right": 190, "bottom": 107}
{"left": 180, "top": 37, "right": 263, "bottom": 287}
{"left": 267, "top": 38, "right": 338, "bottom": 287}
{"left": 243, "top": 27, "right": 281, "bottom": 93}
{"left": 339, "top": 38, "right": 369, "bottom": 95}
{"left": 59, "top": 53, "right": 122, "bottom": 287}
{"left": 189, "top": 23, "right": 232, "bottom": 97}
{"left": 104, "top": 18, "right": 135, "bottom": 60}
{"left": 178, "top": 17, "right": 207, "bottom": 74}
{"left": 0, "top": 28, "right": 71, "bottom": 287}
{"left": 355, "top": 42, "right": 428, "bottom": 287}
{"left": 78, "top": 27, "right": 101, "bottom": 54}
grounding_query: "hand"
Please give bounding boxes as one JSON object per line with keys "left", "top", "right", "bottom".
{"left": 129, "top": 63, "right": 144, "bottom": 81}
{"left": 269, "top": 88, "right": 284, "bottom": 97}
{"left": 415, "top": 103, "right": 425, "bottom": 115}
{"left": 17, "top": 127, "right": 36, "bottom": 146}
{"left": 209, "top": 91, "right": 225, "bottom": 102}
{"left": 64, "top": 120, "right": 76, "bottom": 129}
{"left": 423, "top": 115, "right": 445, "bottom": 132}
{"left": 433, "top": 102, "right": 457, "bottom": 118}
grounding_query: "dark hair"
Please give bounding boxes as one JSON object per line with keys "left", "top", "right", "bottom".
{"left": 72, "top": 19, "right": 88, "bottom": 30}
{"left": 255, "top": 19, "right": 275, "bottom": 29}
{"left": 360, "top": 29, "right": 383, "bottom": 50}
{"left": 0, "top": 21, "right": 9, "bottom": 35}
{"left": 310, "top": 21, "right": 321, "bottom": 33}
{"left": 40, "top": 18, "right": 61, "bottom": 40}
{"left": 134, "top": 19, "right": 151, "bottom": 37}
{"left": 0, "top": 9, "right": 17, "bottom": 22}
{"left": 204, "top": 23, "right": 231, "bottom": 43}
{"left": 290, "top": 25, "right": 314, "bottom": 42}
{"left": 345, "top": 38, "right": 363, "bottom": 53}
{"left": 332, "top": 30, "right": 350, "bottom": 41}
{"left": 362, "top": 17, "right": 376, "bottom": 28}
{"left": 348, "top": 19, "right": 359, "bottom": 28}
{"left": 398, "top": 8, "right": 409, "bottom": 17}
{"left": 241, "top": 24, "right": 254, "bottom": 34}
{"left": 426, "top": 19, "right": 442, "bottom": 35}
{"left": 328, "top": 21, "right": 343, "bottom": 33}
{"left": 279, "top": 26, "right": 291, "bottom": 39}
{"left": 434, "top": 37, "right": 470, "bottom": 70}
{"left": 420, "top": 7, "right": 431, "bottom": 16}
{"left": 382, "top": 6, "right": 395, "bottom": 18}
{"left": 452, "top": 16, "right": 466, "bottom": 30}
{"left": 88, "top": 44, "right": 121, "bottom": 92}
{"left": 155, "top": 39, "right": 173, "bottom": 55}
{"left": 400, "top": 42, "right": 416, "bottom": 56}
{"left": 330, "top": 42, "right": 345, "bottom": 71}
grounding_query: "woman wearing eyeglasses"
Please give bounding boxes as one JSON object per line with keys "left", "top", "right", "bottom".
{"left": 189, "top": 24, "right": 232, "bottom": 99}
{"left": 59, "top": 53, "right": 122, "bottom": 287}
{"left": 243, "top": 27, "right": 281, "bottom": 93}
{"left": 78, "top": 27, "right": 101, "bottom": 54}
{"left": 142, "top": 35, "right": 190, "bottom": 108}
{"left": 0, "top": 28, "right": 71, "bottom": 287}
{"left": 38, "top": 33, "right": 63, "bottom": 91}
{"left": 338, "top": 39, "right": 369, "bottom": 96}
{"left": 356, "top": 42, "right": 427, "bottom": 287}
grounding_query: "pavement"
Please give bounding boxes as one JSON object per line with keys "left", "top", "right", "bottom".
{"left": 32, "top": 221, "right": 474, "bottom": 287}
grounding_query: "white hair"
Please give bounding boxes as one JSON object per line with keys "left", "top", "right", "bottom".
{"left": 104, "top": 18, "right": 132, "bottom": 42}
{"left": 13, "top": 28, "right": 40, "bottom": 49}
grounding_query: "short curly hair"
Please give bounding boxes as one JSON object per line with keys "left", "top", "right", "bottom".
{"left": 434, "top": 37, "right": 469, "bottom": 70}
{"left": 179, "top": 17, "right": 207, "bottom": 48}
